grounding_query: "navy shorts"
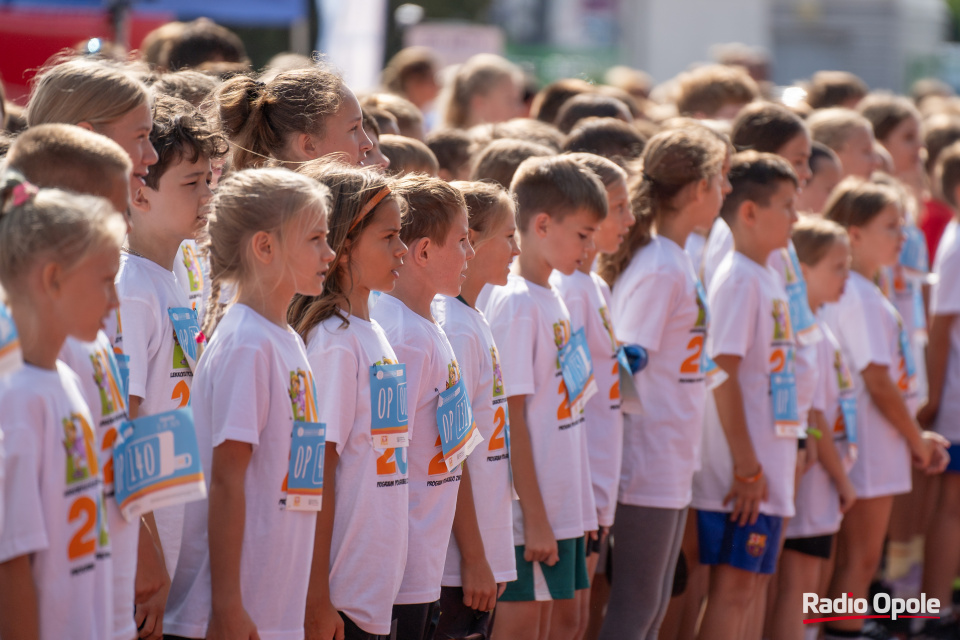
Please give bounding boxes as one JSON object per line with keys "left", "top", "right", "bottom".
{"left": 697, "top": 510, "right": 783, "bottom": 575}
{"left": 945, "top": 443, "right": 960, "bottom": 473}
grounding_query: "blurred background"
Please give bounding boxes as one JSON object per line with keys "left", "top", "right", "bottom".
{"left": 2, "top": 0, "right": 960, "bottom": 102}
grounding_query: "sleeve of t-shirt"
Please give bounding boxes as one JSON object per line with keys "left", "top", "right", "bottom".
{"left": 486, "top": 300, "right": 536, "bottom": 398}
{"left": 392, "top": 336, "right": 432, "bottom": 443}
{"left": 210, "top": 345, "right": 271, "bottom": 448}
{"left": 614, "top": 268, "right": 678, "bottom": 352}
{"left": 932, "top": 243, "right": 960, "bottom": 316}
{"left": 116, "top": 296, "right": 159, "bottom": 403}
{"left": 0, "top": 398, "right": 48, "bottom": 563}
{"left": 707, "top": 271, "right": 758, "bottom": 359}
{"left": 310, "top": 344, "right": 358, "bottom": 452}
{"left": 839, "top": 289, "right": 893, "bottom": 374}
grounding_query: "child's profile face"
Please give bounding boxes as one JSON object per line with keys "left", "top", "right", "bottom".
{"left": 881, "top": 115, "right": 922, "bottom": 176}
{"left": 777, "top": 131, "right": 813, "bottom": 187}
{"left": 282, "top": 208, "right": 335, "bottom": 297}
{"left": 58, "top": 241, "right": 121, "bottom": 342}
{"left": 361, "top": 132, "right": 391, "bottom": 170}
{"left": 469, "top": 209, "right": 520, "bottom": 287}
{"left": 593, "top": 179, "right": 634, "bottom": 254}
{"left": 431, "top": 207, "right": 474, "bottom": 296}
{"left": 836, "top": 126, "right": 880, "bottom": 179}
{"left": 802, "top": 239, "right": 850, "bottom": 307}
{"left": 752, "top": 179, "right": 798, "bottom": 252}
{"left": 544, "top": 208, "right": 598, "bottom": 276}
{"left": 311, "top": 89, "right": 374, "bottom": 167}
{"left": 145, "top": 154, "right": 214, "bottom": 242}
{"left": 93, "top": 101, "right": 158, "bottom": 198}
{"left": 692, "top": 171, "right": 727, "bottom": 231}
{"left": 852, "top": 204, "right": 903, "bottom": 269}
{"left": 348, "top": 199, "right": 407, "bottom": 294}
{"left": 797, "top": 157, "right": 842, "bottom": 215}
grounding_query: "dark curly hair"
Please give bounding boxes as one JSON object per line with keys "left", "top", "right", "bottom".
{"left": 145, "top": 93, "right": 228, "bottom": 189}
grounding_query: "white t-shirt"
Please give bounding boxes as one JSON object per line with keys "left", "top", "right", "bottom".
{"left": 483, "top": 274, "right": 588, "bottom": 541}
{"left": 0, "top": 362, "right": 112, "bottom": 640}
{"left": 103, "top": 253, "right": 196, "bottom": 577}
{"left": 172, "top": 240, "right": 206, "bottom": 326}
{"left": 307, "top": 313, "right": 409, "bottom": 635}
{"left": 60, "top": 333, "right": 138, "bottom": 640}
{"left": 692, "top": 251, "right": 799, "bottom": 518}
{"left": 164, "top": 304, "right": 318, "bottom": 640}
{"left": 372, "top": 294, "right": 464, "bottom": 606}
{"left": 931, "top": 220, "right": 960, "bottom": 443}
{"left": 0, "top": 303, "right": 21, "bottom": 376}
{"left": 433, "top": 295, "right": 517, "bottom": 585}
{"left": 612, "top": 236, "right": 709, "bottom": 510}
{"left": 822, "top": 272, "right": 914, "bottom": 498}
{"left": 684, "top": 232, "right": 708, "bottom": 279}
{"left": 702, "top": 218, "right": 733, "bottom": 289}
{"left": 786, "top": 321, "right": 850, "bottom": 538}
{"left": 550, "top": 270, "right": 622, "bottom": 528}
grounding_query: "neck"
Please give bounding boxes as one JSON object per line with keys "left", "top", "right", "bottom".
{"left": 345, "top": 284, "right": 371, "bottom": 321}
{"left": 577, "top": 250, "right": 597, "bottom": 275}
{"left": 516, "top": 244, "right": 554, "bottom": 288}
{"left": 389, "top": 269, "right": 437, "bottom": 320}
{"left": 458, "top": 275, "right": 485, "bottom": 309}
{"left": 807, "top": 292, "right": 825, "bottom": 312}
{"left": 236, "top": 277, "right": 292, "bottom": 328}
{"left": 11, "top": 302, "right": 64, "bottom": 370}
{"left": 851, "top": 255, "right": 880, "bottom": 281}
{"left": 658, "top": 211, "right": 697, "bottom": 249}
{"left": 734, "top": 233, "right": 776, "bottom": 267}
{"left": 127, "top": 227, "right": 184, "bottom": 272}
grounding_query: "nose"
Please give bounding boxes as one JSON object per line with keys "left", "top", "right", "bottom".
{"left": 465, "top": 239, "right": 476, "bottom": 262}
{"left": 143, "top": 141, "right": 159, "bottom": 167}
{"left": 359, "top": 127, "right": 374, "bottom": 156}
{"left": 397, "top": 239, "right": 409, "bottom": 258}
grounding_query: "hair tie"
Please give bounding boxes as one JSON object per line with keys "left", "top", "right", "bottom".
{"left": 0, "top": 170, "right": 38, "bottom": 212}
{"left": 641, "top": 172, "right": 656, "bottom": 185}
{"left": 12, "top": 181, "right": 38, "bottom": 207}
{"left": 349, "top": 186, "right": 391, "bottom": 233}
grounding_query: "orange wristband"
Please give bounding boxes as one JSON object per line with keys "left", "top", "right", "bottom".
{"left": 734, "top": 464, "right": 763, "bottom": 484}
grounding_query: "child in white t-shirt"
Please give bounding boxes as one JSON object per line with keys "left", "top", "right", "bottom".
{"left": 433, "top": 181, "right": 520, "bottom": 639}
{"left": 483, "top": 156, "right": 607, "bottom": 640}
{"left": 769, "top": 218, "right": 858, "bottom": 639}
{"left": 594, "top": 128, "right": 728, "bottom": 640}
{"left": 370, "top": 174, "right": 479, "bottom": 640}
{"left": 0, "top": 181, "right": 126, "bottom": 640}
{"left": 162, "top": 168, "right": 334, "bottom": 640}
{"left": 288, "top": 166, "right": 411, "bottom": 639}
{"left": 690, "top": 152, "right": 800, "bottom": 640}
{"left": 919, "top": 145, "right": 960, "bottom": 633}
{"left": 820, "top": 178, "right": 948, "bottom": 640}
{"left": 102, "top": 95, "right": 227, "bottom": 587}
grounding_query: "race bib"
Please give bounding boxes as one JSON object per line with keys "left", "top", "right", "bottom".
{"left": 783, "top": 246, "right": 822, "bottom": 346}
{"left": 436, "top": 377, "right": 483, "bottom": 472}
{"left": 116, "top": 353, "right": 131, "bottom": 402}
{"left": 113, "top": 408, "right": 206, "bottom": 522}
{"left": 900, "top": 225, "right": 929, "bottom": 274}
{"left": 695, "top": 280, "right": 728, "bottom": 391}
{"left": 559, "top": 327, "right": 598, "bottom": 415}
{"left": 772, "top": 349, "right": 802, "bottom": 438}
{"left": 168, "top": 307, "right": 202, "bottom": 371}
{"left": 286, "top": 421, "right": 326, "bottom": 511}
{"left": 616, "top": 346, "right": 643, "bottom": 414}
{"left": 370, "top": 363, "right": 409, "bottom": 448}
{"left": 899, "top": 325, "right": 917, "bottom": 379}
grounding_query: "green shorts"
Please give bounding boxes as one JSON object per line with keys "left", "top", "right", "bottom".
{"left": 500, "top": 536, "right": 589, "bottom": 602}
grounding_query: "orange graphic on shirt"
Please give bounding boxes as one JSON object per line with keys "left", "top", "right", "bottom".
{"left": 63, "top": 412, "right": 98, "bottom": 484}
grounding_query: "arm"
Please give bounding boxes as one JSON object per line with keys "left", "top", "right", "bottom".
{"left": 206, "top": 440, "right": 259, "bottom": 640}
{"left": 862, "top": 364, "right": 948, "bottom": 473}
{"left": 128, "top": 395, "right": 141, "bottom": 420}
{"left": 507, "top": 395, "right": 559, "bottom": 566}
{"left": 451, "top": 461, "right": 497, "bottom": 611}
{"left": 808, "top": 410, "right": 856, "bottom": 513}
{"left": 0, "top": 555, "right": 39, "bottom": 640}
{"left": 711, "top": 355, "right": 768, "bottom": 527}
{"left": 917, "top": 313, "right": 956, "bottom": 426}
{"left": 134, "top": 513, "right": 171, "bottom": 640}
{"left": 304, "top": 447, "right": 344, "bottom": 640}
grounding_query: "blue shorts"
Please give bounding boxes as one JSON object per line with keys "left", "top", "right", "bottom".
{"left": 946, "top": 443, "right": 960, "bottom": 473}
{"left": 697, "top": 510, "right": 783, "bottom": 575}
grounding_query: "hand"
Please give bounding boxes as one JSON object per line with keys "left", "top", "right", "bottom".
{"left": 913, "top": 431, "right": 950, "bottom": 473}
{"left": 304, "top": 598, "right": 344, "bottom": 640}
{"left": 460, "top": 555, "right": 498, "bottom": 612}
{"left": 723, "top": 468, "right": 768, "bottom": 527}
{"left": 134, "top": 531, "right": 171, "bottom": 640}
{"left": 207, "top": 606, "right": 260, "bottom": 640}
{"left": 837, "top": 477, "right": 857, "bottom": 514}
{"left": 523, "top": 516, "right": 559, "bottom": 566}
{"left": 916, "top": 401, "right": 938, "bottom": 428}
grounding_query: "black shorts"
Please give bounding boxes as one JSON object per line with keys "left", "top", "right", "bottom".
{"left": 783, "top": 534, "right": 834, "bottom": 560}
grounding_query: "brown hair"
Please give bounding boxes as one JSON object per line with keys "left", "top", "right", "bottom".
{"left": 564, "top": 152, "right": 628, "bottom": 188}
{"left": 731, "top": 101, "right": 807, "bottom": 153}
{"left": 26, "top": 56, "right": 150, "bottom": 128}
{"left": 149, "top": 69, "right": 220, "bottom": 107}
{"left": 806, "top": 71, "right": 868, "bottom": 110}
{"left": 145, "top": 95, "right": 228, "bottom": 189}
{"left": 216, "top": 66, "right": 345, "bottom": 170}
{"left": 442, "top": 54, "right": 523, "bottom": 129}
{"left": 450, "top": 180, "right": 517, "bottom": 247}
{"left": 470, "top": 138, "right": 555, "bottom": 188}
{"left": 511, "top": 154, "right": 607, "bottom": 232}
{"left": 563, "top": 117, "right": 647, "bottom": 163}
{"left": 720, "top": 151, "right": 798, "bottom": 224}
{"left": 140, "top": 21, "right": 186, "bottom": 68}
{"left": 823, "top": 176, "right": 901, "bottom": 229}
{"left": 936, "top": 142, "right": 960, "bottom": 208}
{"left": 599, "top": 128, "right": 727, "bottom": 285}
{"left": 382, "top": 47, "right": 438, "bottom": 95}
{"left": 530, "top": 78, "right": 594, "bottom": 124}
{"left": 791, "top": 216, "right": 848, "bottom": 266}
{"left": 162, "top": 18, "right": 249, "bottom": 72}
{"left": 392, "top": 174, "right": 467, "bottom": 245}
{"left": 858, "top": 93, "right": 921, "bottom": 142}
{"left": 359, "top": 93, "right": 424, "bottom": 140}
{"left": 471, "top": 118, "right": 566, "bottom": 152}
{"left": 5, "top": 124, "right": 132, "bottom": 198}
{"left": 426, "top": 129, "right": 474, "bottom": 178}
{"left": 674, "top": 65, "right": 759, "bottom": 117}
{"left": 555, "top": 94, "right": 632, "bottom": 134}
{"left": 289, "top": 165, "right": 404, "bottom": 333}
{"left": 378, "top": 134, "right": 440, "bottom": 177}
{"left": 807, "top": 108, "right": 873, "bottom": 153}
{"left": 202, "top": 167, "right": 331, "bottom": 335}
{"left": 924, "top": 114, "right": 960, "bottom": 174}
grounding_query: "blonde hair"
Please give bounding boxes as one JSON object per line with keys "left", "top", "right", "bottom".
{"left": 202, "top": 167, "right": 331, "bottom": 335}
{"left": 289, "top": 164, "right": 404, "bottom": 333}
{"left": 392, "top": 174, "right": 466, "bottom": 245}
{"left": 216, "top": 67, "right": 346, "bottom": 171}
{"left": 823, "top": 176, "right": 902, "bottom": 228}
{"left": 806, "top": 71, "right": 868, "bottom": 110}
{"left": 450, "top": 180, "right": 517, "bottom": 247}
{"left": 26, "top": 57, "right": 150, "bottom": 127}
{"left": 599, "top": 127, "right": 727, "bottom": 285}
{"left": 807, "top": 108, "right": 873, "bottom": 152}
{"left": 0, "top": 175, "right": 125, "bottom": 294}
{"left": 441, "top": 54, "right": 523, "bottom": 129}
{"left": 791, "top": 217, "right": 848, "bottom": 266}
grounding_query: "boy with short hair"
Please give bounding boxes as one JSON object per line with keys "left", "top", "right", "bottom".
{"left": 690, "top": 151, "right": 800, "bottom": 640}
{"left": 674, "top": 64, "right": 759, "bottom": 121}
{"left": 426, "top": 128, "right": 474, "bottom": 182}
{"left": 470, "top": 138, "right": 555, "bottom": 189}
{"left": 370, "top": 175, "right": 482, "bottom": 640}
{"left": 483, "top": 155, "right": 608, "bottom": 640}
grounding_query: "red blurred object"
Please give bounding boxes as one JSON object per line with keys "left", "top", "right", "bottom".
{"left": 0, "top": 7, "right": 173, "bottom": 104}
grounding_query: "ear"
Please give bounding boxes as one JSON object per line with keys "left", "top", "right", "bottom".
{"left": 40, "top": 261, "right": 62, "bottom": 297}
{"left": 249, "top": 230, "right": 276, "bottom": 265}
{"left": 532, "top": 212, "right": 551, "bottom": 238}
{"left": 467, "top": 228, "right": 479, "bottom": 247}
{"left": 409, "top": 236, "right": 432, "bottom": 267}
{"left": 847, "top": 225, "right": 863, "bottom": 245}
{"left": 739, "top": 200, "right": 757, "bottom": 227}
{"left": 130, "top": 185, "right": 151, "bottom": 213}
{"left": 297, "top": 133, "right": 318, "bottom": 161}
{"left": 76, "top": 121, "right": 95, "bottom": 132}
